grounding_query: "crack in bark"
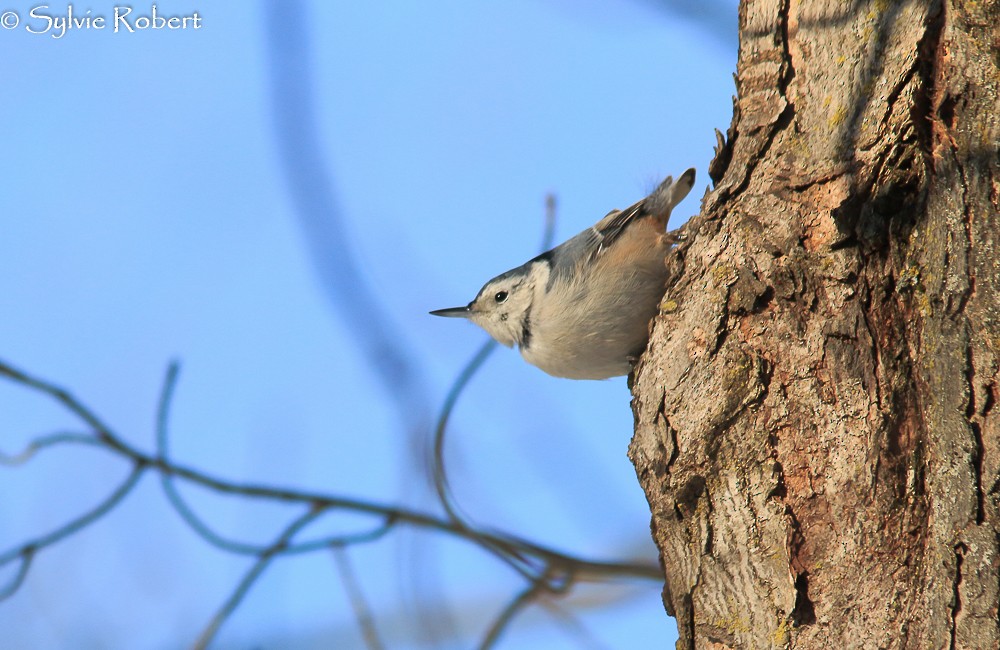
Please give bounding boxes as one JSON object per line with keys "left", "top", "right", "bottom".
{"left": 684, "top": 551, "right": 706, "bottom": 650}
{"left": 657, "top": 395, "right": 681, "bottom": 478}
{"left": 684, "top": 593, "right": 696, "bottom": 650}
{"left": 768, "top": 459, "right": 786, "bottom": 501}
{"left": 713, "top": 0, "right": 796, "bottom": 207}
{"left": 724, "top": 104, "right": 795, "bottom": 210}
{"left": 665, "top": 420, "right": 680, "bottom": 477}
{"left": 859, "top": 279, "right": 885, "bottom": 409}
{"left": 881, "top": 61, "right": 919, "bottom": 129}
{"left": 965, "top": 344, "right": 986, "bottom": 525}
{"left": 776, "top": 0, "right": 796, "bottom": 95}
{"left": 971, "top": 419, "right": 985, "bottom": 525}
{"left": 781, "top": 488, "right": 815, "bottom": 628}
{"left": 703, "top": 487, "right": 715, "bottom": 556}
{"left": 787, "top": 168, "right": 851, "bottom": 193}
{"left": 792, "top": 572, "right": 816, "bottom": 626}
{"left": 950, "top": 543, "right": 967, "bottom": 650}
{"left": 947, "top": 158, "right": 974, "bottom": 317}
{"left": 912, "top": 0, "right": 946, "bottom": 158}
{"left": 713, "top": 306, "right": 731, "bottom": 355}
{"left": 951, "top": 147, "right": 984, "bottom": 528}
{"left": 880, "top": 0, "right": 944, "bottom": 138}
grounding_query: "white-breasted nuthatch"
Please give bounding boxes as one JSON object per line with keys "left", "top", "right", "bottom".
{"left": 431, "top": 169, "right": 696, "bottom": 379}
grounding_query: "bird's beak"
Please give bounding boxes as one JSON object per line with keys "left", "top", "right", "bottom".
{"left": 429, "top": 305, "right": 472, "bottom": 318}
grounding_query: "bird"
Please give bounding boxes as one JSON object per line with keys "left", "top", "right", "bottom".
{"left": 431, "top": 169, "right": 695, "bottom": 379}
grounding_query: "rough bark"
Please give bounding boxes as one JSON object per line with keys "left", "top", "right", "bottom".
{"left": 629, "top": 0, "right": 1000, "bottom": 647}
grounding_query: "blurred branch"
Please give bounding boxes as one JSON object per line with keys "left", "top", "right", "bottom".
{"left": 193, "top": 507, "right": 324, "bottom": 650}
{"left": 0, "top": 552, "right": 30, "bottom": 601}
{"left": 538, "top": 598, "right": 611, "bottom": 650}
{"left": 0, "top": 460, "right": 143, "bottom": 588}
{"left": 0, "top": 431, "right": 103, "bottom": 464}
{"left": 432, "top": 193, "right": 569, "bottom": 647}
{"left": 542, "top": 194, "right": 558, "bottom": 251}
{"left": 432, "top": 338, "right": 499, "bottom": 527}
{"left": 431, "top": 192, "right": 556, "bottom": 531}
{"left": 0, "top": 357, "right": 659, "bottom": 645}
{"left": 480, "top": 574, "right": 553, "bottom": 650}
{"left": 332, "top": 546, "right": 385, "bottom": 650}
{"left": 637, "top": 0, "right": 737, "bottom": 48}
{"left": 260, "top": 1, "right": 646, "bottom": 639}
{"left": 263, "top": 0, "right": 431, "bottom": 429}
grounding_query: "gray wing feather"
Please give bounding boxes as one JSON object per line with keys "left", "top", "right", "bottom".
{"left": 544, "top": 168, "right": 695, "bottom": 289}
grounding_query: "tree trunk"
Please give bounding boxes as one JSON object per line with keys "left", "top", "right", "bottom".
{"left": 629, "top": 0, "right": 1000, "bottom": 647}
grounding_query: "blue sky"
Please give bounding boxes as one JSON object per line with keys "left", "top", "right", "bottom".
{"left": 0, "top": 1, "right": 737, "bottom": 647}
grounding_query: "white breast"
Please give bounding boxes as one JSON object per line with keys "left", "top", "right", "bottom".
{"left": 519, "top": 250, "right": 669, "bottom": 379}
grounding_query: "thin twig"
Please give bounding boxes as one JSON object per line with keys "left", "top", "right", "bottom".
{"left": 540, "top": 598, "right": 612, "bottom": 650}
{"left": 479, "top": 572, "right": 552, "bottom": 650}
{"left": 0, "top": 551, "right": 32, "bottom": 601}
{"left": 154, "top": 364, "right": 400, "bottom": 557}
{"left": 0, "top": 359, "right": 660, "bottom": 577}
{"left": 0, "top": 360, "right": 144, "bottom": 458}
{"left": 430, "top": 340, "right": 557, "bottom": 585}
{"left": 155, "top": 455, "right": 657, "bottom": 580}
{"left": 192, "top": 507, "right": 323, "bottom": 650}
{"left": 542, "top": 193, "right": 558, "bottom": 251}
{"left": 154, "top": 363, "right": 272, "bottom": 554}
{"left": 429, "top": 192, "right": 568, "bottom": 587}
{"left": 0, "top": 431, "right": 103, "bottom": 465}
{"left": 0, "top": 355, "right": 661, "bottom": 626}
{"left": 332, "top": 546, "right": 385, "bottom": 650}
{"left": 479, "top": 562, "right": 578, "bottom": 649}
{"left": 431, "top": 191, "right": 557, "bottom": 526}
{"left": 0, "top": 465, "right": 144, "bottom": 579}
{"left": 432, "top": 338, "right": 498, "bottom": 527}
{"left": 263, "top": 0, "right": 430, "bottom": 429}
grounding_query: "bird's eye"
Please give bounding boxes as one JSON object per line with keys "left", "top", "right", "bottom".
{"left": 494, "top": 291, "right": 509, "bottom": 303}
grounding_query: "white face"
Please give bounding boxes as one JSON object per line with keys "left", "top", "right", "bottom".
{"left": 466, "top": 270, "right": 535, "bottom": 347}
{"left": 432, "top": 259, "right": 549, "bottom": 348}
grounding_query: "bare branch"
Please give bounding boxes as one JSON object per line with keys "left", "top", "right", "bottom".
{"left": 0, "top": 551, "right": 32, "bottom": 601}
{"left": 633, "top": 0, "right": 737, "bottom": 48}
{"left": 0, "top": 431, "right": 103, "bottom": 465}
{"left": 429, "top": 192, "right": 587, "bottom": 591}
{"left": 432, "top": 338, "right": 499, "bottom": 528}
{"left": 539, "top": 598, "right": 611, "bottom": 650}
{"left": 153, "top": 362, "right": 274, "bottom": 555}
{"left": 192, "top": 507, "right": 324, "bottom": 650}
{"left": 1, "top": 352, "right": 660, "bottom": 648}
{"left": 430, "top": 193, "right": 558, "bottom": 526}
{"left": 0, "top": 360, "right": 143, "bottom": 458}
{"left": 479, "top": 568, "right": 565, "bottom": 650}
{"left": 0, "top": 464, "right": 144, "bottom": 600}
{"left": 331, "top": 546, "right": 385, "bottom": 650}
{"left": 262, "top": 0, "right": 430, "bottom": 428}
{"left": 542, "top": 193, "right": 558, "bottom": 251}
{"left": 0, "top": 357, "right": 660, "bottom": 581}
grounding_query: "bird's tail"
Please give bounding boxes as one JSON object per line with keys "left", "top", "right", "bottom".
{"left": 646, "top": 168, "right": 696, "bottom": 221}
